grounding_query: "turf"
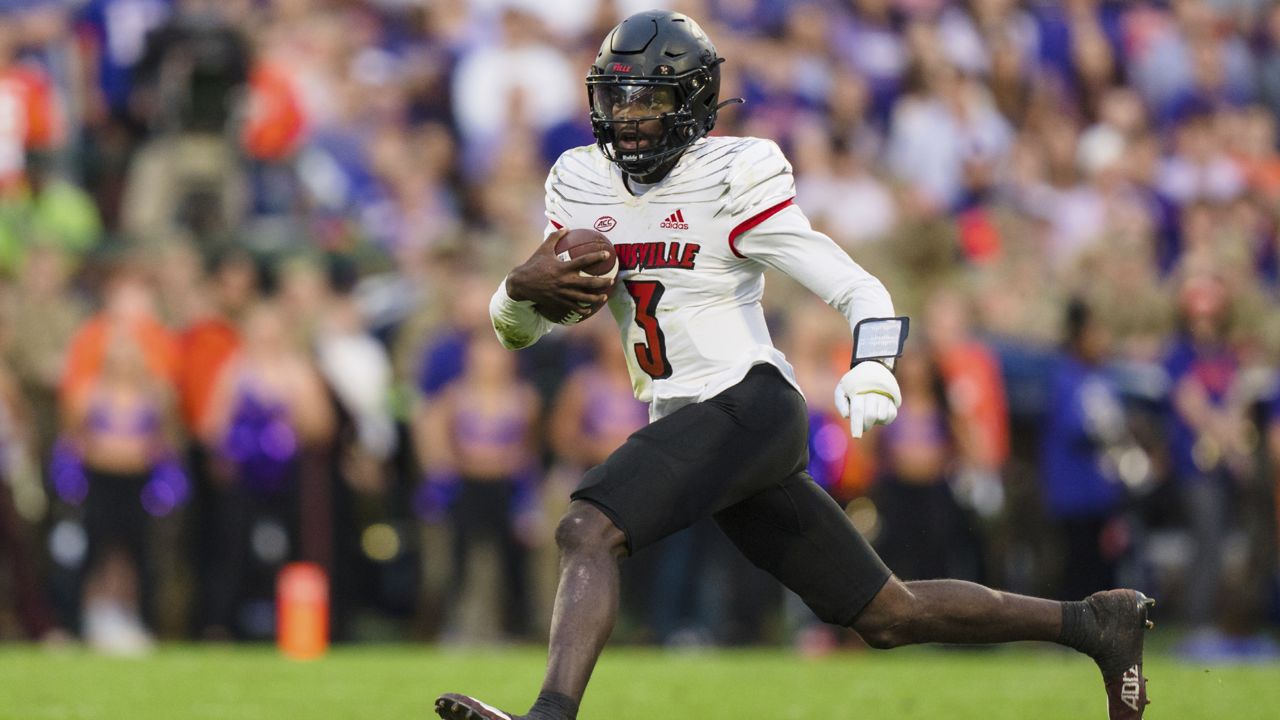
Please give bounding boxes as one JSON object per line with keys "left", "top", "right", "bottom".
{"left": 0, "top": 644, "right": 1275, "bottom": 720}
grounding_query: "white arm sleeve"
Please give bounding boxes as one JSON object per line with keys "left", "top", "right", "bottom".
{"left": 489, "top": 276, "right": 555, "bottom": 350}
{"left": 489, "top": 220, "right": 559, "bottom": 350}
{"left": 726, "top": 140, "right": 895, "bottom": 331}
{"left": 735, "top": 205, "right": 895, "bottom": 330}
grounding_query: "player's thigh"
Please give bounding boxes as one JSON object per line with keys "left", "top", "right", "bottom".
{"left": 571, "top": 367, "right": 807, "bottom": 554}
{"left": 713, "top": 473, "right": 891, "bottom": 627}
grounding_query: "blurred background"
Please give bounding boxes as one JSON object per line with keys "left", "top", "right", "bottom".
{"left": 0, "top": 0, "right": 1276, "bottom": 665}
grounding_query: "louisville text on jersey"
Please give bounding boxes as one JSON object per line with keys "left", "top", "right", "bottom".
{"left": 614, "top": 241, "right": 701, "bottom": 271}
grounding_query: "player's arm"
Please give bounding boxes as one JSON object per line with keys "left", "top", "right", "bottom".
{"left": 489, "top": 249, "right": 556, "bottom": 351}
{"left": 491, "top": 207, "right": 614, "bottom": 349}
{"left": 728, "top": 140, "right": 903, "bottom": 438}
{"left": 491, "top": 153, "right": 614, "bottom": 350}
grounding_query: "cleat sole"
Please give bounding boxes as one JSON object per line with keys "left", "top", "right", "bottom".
{"left": 435, "top": 697, "right": 475, "bottom": 720}
{"left": 434, "top": 694, "right": 515, "bottom": 720}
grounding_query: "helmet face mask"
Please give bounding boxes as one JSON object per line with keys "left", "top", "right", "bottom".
{"left": 586, "top": 11, "right": 729, "bottom": 178}
{"left": 587, "top": 71, "right": 712, "bottom": 176}
{"left": 590, "top": 83, "right": 679, "bottom": 121}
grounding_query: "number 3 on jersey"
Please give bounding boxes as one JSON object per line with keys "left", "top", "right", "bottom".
{"left": 624, "top": 280, "right": 672, "bottom": 379}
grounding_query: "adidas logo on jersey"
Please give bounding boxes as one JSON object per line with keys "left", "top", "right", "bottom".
{"left": 659, "top": 209, "right": 689, "bottom": 230}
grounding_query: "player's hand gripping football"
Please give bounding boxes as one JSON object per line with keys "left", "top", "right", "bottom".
{"left": 507, "top": 229, "right": 614, "bottom": 323}
{"left": 834, "top": 360, "right": 902, "bottom": 439}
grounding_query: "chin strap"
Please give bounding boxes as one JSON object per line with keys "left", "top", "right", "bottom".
{"left": 716, "top": 98, "right": 745, "bottom": 111}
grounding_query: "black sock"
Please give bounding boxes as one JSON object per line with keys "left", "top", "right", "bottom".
{"left": 1058, "top": 600, "right": 1098, "bottom": 654}
{"left": 526, "top": 691, "right": 579, "bottom": 720}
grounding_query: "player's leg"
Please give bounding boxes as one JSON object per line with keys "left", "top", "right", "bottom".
{"left": 541, "top": 502, "right": 628, "bottom": 700}
{"left": 854, "top": 576, "right": 1062, "bottom": 647}
{"left": 716, "top": 474, "right": 1154, "bottom": 719}
{"left": 436, "top": 366, "right": 809, "bottom": 720}
{"left": 546, "top": 366, "right": 808, "bottom": 700}
{"left": 855, "top": 579, "right": 1153, "bottom": 718}
{"left": 436, "top": 500, "right": 625, "bottom": 720}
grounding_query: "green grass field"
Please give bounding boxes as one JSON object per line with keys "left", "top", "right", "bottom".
{"left": 1, "top": 644, "right": 1276, "bottom": 720}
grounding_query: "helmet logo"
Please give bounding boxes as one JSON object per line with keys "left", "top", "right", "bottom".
{"left": 594, "top": 216, "right": 618, "bottom": 232}
{"left": 610, "top": 63, "right": 632, "bottom": 73}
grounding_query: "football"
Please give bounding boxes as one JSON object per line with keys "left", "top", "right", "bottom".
{"left": 543, "top": 228, "right": 619, "bottom": 325}
{"left": 555, "top": 228, "right": 619, "bottom": 280}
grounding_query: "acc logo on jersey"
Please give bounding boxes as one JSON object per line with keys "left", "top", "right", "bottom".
{"left": 594, "top": 216, "right": 617, "bottom": 232}
{"left": 659, "top": 209, "right": 689, "bottom": 230}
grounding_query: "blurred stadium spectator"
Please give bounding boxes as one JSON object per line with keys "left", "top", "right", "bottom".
{"left": 416, "top": 334, "right": 541, "bottom": 643}
{"left": 199, "top": 300, "right": 333, "bottom": 638}
{"left": 0, "top": 294, "right": 55, "bottom": 641}
{"left": 61, "top": 307, "right": 182, "bottom": 654}
{"left": 1163, "top": 274, "right": 1254, "bottom": 633}
{"left": 1040, "top": 299, "right": 1136, "bottom": 601}
{"left": 870, "top": 345, "right": 965, "bottom": 582}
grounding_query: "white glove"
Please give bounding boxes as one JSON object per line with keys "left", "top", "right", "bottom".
{"left": 834, "top": 361, "right": 902, "bottom": 439}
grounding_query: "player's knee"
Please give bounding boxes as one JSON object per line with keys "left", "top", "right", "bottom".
{"left": 555, "top": 502, "right": 627, "bottom": 557}
{"left": 852, "top": 579, "right": 919, "bottom": 650}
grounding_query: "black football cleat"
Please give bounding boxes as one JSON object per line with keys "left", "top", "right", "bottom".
{"left": 1084, "top": 590, "right": 1156, "bottom": 719}
{"left": 435, "top": 694, "right": 523, "bottom": 720}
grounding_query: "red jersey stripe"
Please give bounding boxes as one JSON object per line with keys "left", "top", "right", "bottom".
{"left": 727, "top": 198, "right": 795, "bottom": 259}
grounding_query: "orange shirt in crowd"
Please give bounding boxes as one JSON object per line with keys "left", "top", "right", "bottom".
{"left": 0, "top": 63, "right": 62, "bottom": 189}
{"left": 1237, "top": 154, "right": 1280, "bottom": 203}
{"left": 60, "top": 314, "right": 179, "bottom": 415}
{"left": 242, "top": 62, "right": 306, "bottom": 161}
{"left": 935, "top": 341, "right": 1010, "bottom": 470}
{"left": 827, "top": 342, "right": 878, "bottom": 497}
{"left": 957, "top": 207, "right": 1002, "bottom": 264}
{"left": 175, "top": 318, "right": 241, "bottom": 432}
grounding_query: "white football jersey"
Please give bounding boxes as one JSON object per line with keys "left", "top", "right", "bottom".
{"left": 491, "top": 136, "right": 894, "bottom": 420}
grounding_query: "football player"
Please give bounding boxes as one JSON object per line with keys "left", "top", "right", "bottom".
{"left": 436, "top": 11, "right": 1153, "bottom": 720}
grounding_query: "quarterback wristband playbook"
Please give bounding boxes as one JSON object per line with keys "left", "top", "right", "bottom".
{"left": 850, "top": 317, "right": 909, "bottom": 367}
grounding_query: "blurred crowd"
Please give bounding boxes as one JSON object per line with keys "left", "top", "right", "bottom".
{"left": 0, "top": 0, "right": 1278, "bottom": 660}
